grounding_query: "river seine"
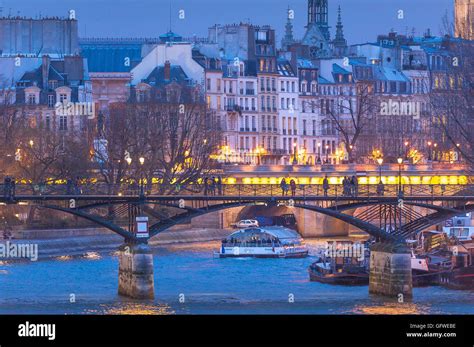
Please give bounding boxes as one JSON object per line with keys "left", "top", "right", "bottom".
{"left": 1, "top": 240, "right": 473, "bottom": 314}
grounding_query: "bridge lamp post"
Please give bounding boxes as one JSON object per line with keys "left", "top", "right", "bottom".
{"left": 317, "top": 142, "right": 321, "bottom": 163}
{"left": 404, "top": 141, "right": 409, "bottom": 160}
{"left": 139, "top": 157, "right": 145, "bottom": 197}
{"left": 376, "top": 157, "right": 383, "bottom": 182}
{"left": 325, "top": 144, "right": 329, "bottom": 164}
{"left": 456, "top": 143, "right": 461, "bottom": 162}
{"left": 397, "top": 157, "right": 403, "bottom": 195}
{"left": 427, "top": 141, "right": 432, "bottom": 161}
{"left": 292, "top": 142, "right": 298, "bottom": 165}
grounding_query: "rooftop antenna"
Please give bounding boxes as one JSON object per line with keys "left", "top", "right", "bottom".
{"left": 169, "top": 0, "right": 172, "bottom": 32}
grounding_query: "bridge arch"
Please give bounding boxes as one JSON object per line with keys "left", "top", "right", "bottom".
{"left": 25, "top": 197, "right": 474, "bottom": 243}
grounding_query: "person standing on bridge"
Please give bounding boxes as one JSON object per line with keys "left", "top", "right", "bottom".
{"left": 377, "top": 180, "right": 384, "bottom": 196}
{"left": 217, "top": 176, "right": 223, "bottom": 195}
{"left": 74, "top": 177, "right": 81, "bottom": 195}
{"left": 203, "top": 177, "right": 209, "bottom": 196}
{"left": 66, "top": 179, "right": 73, "bottom": 195}
{"left": 323, "top": 175, "right": 329, "bottom": 197}
{"left": 280, "top": 178, "right": 288, "bottom": 196}
{"left": 290, "top": 179, "right": 296, "bottom": 197}
{"left": 351, "top": 175, "right": 358, "bottom": 197}
{"left": 210, "top": 177, "right": 216, "bottom": 196}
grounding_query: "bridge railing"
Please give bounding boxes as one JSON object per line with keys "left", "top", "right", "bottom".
{"left": 1, "top": 182, "right": 473, "bottom": 198}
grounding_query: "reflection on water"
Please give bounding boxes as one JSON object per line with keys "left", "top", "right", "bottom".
{"left": 86, "top": 303, "right": 174, "bottom": 315}
{"left": 82, "top": 252, "right": 102, "bottom": 260}
{"left": 0, "top": 239, "right": 473, "bottom": 315}
{"left": 351, "top": 302, "right": 429, "bottom": 315}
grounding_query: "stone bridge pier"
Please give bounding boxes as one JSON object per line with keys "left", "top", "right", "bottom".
{"left": 369, "top": 242, "right": 412, "bottom": 299}
{"left": 118, "top": 243, "right": 155, "bottom": 299}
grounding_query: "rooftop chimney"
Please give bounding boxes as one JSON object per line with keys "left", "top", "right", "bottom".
{"left": 164, "top": 60, "right": 171, "bottom": 81}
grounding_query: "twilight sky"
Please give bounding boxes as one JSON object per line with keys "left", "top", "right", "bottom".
{"left": 1, "top": 0, "right": 454, "bottom": 45}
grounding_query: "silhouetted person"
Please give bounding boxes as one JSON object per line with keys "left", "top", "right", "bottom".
{"left": 66, "top": 179, "right": 73, "bottom": 195}
{"left": 290, "top": 179, "right": 296, "bottom": 197}
{"left": 377, "top": 180, "right": 385, "bottom": 196}
{"left": 204, "top": 177, "right": 209, "bottom": 196}
{"left": 322, "top": 175, "right": 329, "bottom": 197}
{"left": 351, "top": 175, "right": 358, "bottom": 196}
{"left": 217, "top": 176, "right": 223, "bottom": 195}
{"left": 210, "top": 177, "right": 216, "bottom": 196}
{"left": 280, "top": 178, "right": 288, "bottom": 196}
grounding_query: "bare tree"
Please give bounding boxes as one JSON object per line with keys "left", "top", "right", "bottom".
{"left": 428, "top": 38, "right": 474, "bottom": 166}
{"left": 326, "top": 81, "right": 377, "bottom": 163}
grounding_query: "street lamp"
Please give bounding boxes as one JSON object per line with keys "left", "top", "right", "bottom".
{"left": 317, "top": 142, "right": 321, "bottom": 163}
{"left": 292, "top": 142, "right": 298, "bottom": 165}
{"left": 427, "top": 141, "right": 432, "bottom": 161}
{"left": 404, "top": 141, "right": 409, "bottom": 160}
{"left": 139, "top": 157, "right": 145, "bottom": 196}
{"left": 456, "top": 143, "right": 461, "bottom": 162}
{"left": 433, "top": 143, "right": 438, "bottom": 162}
{"left": 325, "top": 144, "right": 329, "bottom": 164}
{"left": 126, "top": 157, "right": 132, "bottom": 166}
{"left": 29, "top": 140, "right": 34, "bottom": 148}
{"left": 397, "top": 157, "right": 403, "bottom": 195}
{"left": 377, "top": 157, "right": 383, "bottom": 182}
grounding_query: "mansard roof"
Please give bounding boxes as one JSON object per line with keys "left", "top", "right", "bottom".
{"left": 277, "top": 59, "right": 296, "bottom": 77}
{"left": 144, "top": 65, "right": 190, "bottom": 86}
{"left": 81, "top": 43, "right": 142, "bottom": 72}
{"left": 332, "top": 63, "right": 351, "bottom": 74}
{"left": 297, "top": 58, "right": 317, "bottom": 69}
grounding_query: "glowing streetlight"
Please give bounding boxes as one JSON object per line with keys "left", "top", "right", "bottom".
{"left": 317, "top": 142, "right": 321, "bottom": 163}
{"left": 377, "top": 157, "right": 383, "bottom": 181}
{"left": 29, "top": 140, "right": 34, "bottom": 147}
{"left": 427, "top": 141, "right": 433, "bottom": 161}
{"left": 292, "top": 142, "right": 298, "bottom": 165}
{"left": 139, "top": 157, "right": 145, "bottom": 165}
{"left": 126, "top": 157, "right": 132, "bottom": 166}
{"left": 397, "top": 157, "right": 403, "bottom": 195}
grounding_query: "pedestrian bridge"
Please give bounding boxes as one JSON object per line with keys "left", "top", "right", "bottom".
{"left": 1, "top": 183, "right": 473, "bottom": 244}
{"left": 2, "top": 182, "right": 473, "bottom": 300}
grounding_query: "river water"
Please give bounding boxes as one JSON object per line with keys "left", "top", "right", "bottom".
{"left": 1, "top": 240, "right": 473, "bottom": 315}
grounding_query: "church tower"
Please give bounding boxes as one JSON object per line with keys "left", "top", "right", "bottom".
{"left": 303, "top": 0, "right": 331, "bottom": 58}
{"left": 307, "top": 0, "right": 330, "bottom": 41}
{"left": 332, "top": 6, "right": 347, "bottom": 57}
{"left": 281, "top": 6, "right": 296, "bottom": 50}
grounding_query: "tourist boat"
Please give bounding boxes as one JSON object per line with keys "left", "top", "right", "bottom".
{"left": 308, "top": 241, "right": 369, "bottom": 285}
{"left": 215, "top": 226, "right": 308, "bottom": 258}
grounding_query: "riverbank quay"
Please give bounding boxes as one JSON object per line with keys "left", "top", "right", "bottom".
{"left": 0, "top": 227, "right": 233, "bottom": 260}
